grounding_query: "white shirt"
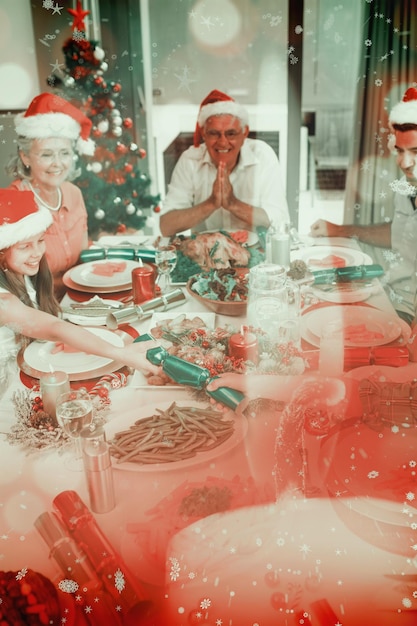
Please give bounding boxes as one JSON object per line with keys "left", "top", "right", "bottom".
{"left": 385, "top": 188, "right": 417, "bottom": 316}
{"left": 161, "top": 138, "right": 289, "bottom": 233}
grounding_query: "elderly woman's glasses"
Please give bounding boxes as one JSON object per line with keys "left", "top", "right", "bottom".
{"left": 31, "top": 149, "right": 74, "bottom": 165}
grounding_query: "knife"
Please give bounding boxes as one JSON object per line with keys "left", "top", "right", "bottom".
{"left": 312, "top": 263, "right": 384, "bottom": 284}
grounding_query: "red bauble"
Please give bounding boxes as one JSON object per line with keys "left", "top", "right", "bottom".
{"left": 124, "top": 163, "right": 133, "bottom": 173}
{"left": 92, "top": 128, "right": 102, "bottom": 138}
{"left": 153, "top": 205, "right": 161, "bottom": 213}
{"left": 123, "top": 117, "right": 133, "bottom": 128}
{"left": 139, "top": 148, "right": 147, "bottom": 158}
{"left": 116, "top": 142, "right": 129, "bottom": 155}
{"left": 117, "top": 224, "right": 127, "bottom": 233}
{"left": 94, "top": 76, "right": 104, "bottom": 85}
{"left": 132, "top": 190, "right": 138, "bottom": 197}
{"left": 112, "top": 83, "right": 122, "bottom": 93}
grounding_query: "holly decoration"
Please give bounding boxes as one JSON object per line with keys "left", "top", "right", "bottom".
{"left": 46, "top": 3, "right": 159, "bottom": 238}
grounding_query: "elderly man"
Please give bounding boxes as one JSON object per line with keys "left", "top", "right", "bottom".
{"left": 159, "top": 90, "right": 289, "bottom": 237}
{"left": 310, "top": 86, "right": 417, "bottom": 325}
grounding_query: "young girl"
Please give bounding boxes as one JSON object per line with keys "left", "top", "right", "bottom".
{"left": 0, "top": 189, "right": 158, "bottom": 376}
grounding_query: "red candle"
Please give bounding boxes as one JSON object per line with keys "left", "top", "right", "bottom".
{"left": 229, "top": 326, "right": 258, "bottom": 363}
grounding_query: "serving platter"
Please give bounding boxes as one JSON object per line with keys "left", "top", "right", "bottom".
{"left": 105, "top": 400, "right": 248, "bottom": 472}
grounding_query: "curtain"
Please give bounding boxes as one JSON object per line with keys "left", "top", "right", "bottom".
{"left": 344, "top": 0, "right": 417, "bottom": 226}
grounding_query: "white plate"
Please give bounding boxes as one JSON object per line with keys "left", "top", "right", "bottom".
{"left": 69, "top": 259, "right": 142, "bottom": 289}
{"left": 105, "top": 400, "right": 248, "bottom": 472}
{"left": 312, "top": 281, "right": 374, "bottom": 304}
{"left": 291, "top": 245, "right": 373, "bottom": 269}
{"left": 23, "top": 327, "right": 124, "bottom": 374}
{"left": 301, "top": 305, "right": 402, "bottom": 347}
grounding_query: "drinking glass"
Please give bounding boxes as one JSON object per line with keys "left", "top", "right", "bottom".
{"left": 155, "top": 244, "right": 177, "bottom": 293}
{"left": 56, "top": 389, "right": 93, "bottom": 471}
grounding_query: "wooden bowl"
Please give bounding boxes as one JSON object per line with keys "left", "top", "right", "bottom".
{"left": 186, "top": 269, "right": 248, "bottom": 317}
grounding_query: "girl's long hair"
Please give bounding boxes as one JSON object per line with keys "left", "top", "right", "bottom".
{"left": 0, "top": 253, "right": 60, "bottom": 345}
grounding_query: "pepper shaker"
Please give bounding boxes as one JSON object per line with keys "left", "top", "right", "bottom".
{"left": 81, "top": 425, "right": 115, "bottom": 514}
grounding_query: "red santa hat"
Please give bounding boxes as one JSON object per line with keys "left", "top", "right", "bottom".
{"left": 0, "top": 189, "right": 53, "bottom": 250}
{"left": 194, "top": 89, "right": 249, "bottom": 147}
{"left": 388, "top": 87, "right": 417, "bottom": 150}
{"left": 14, "top": 92, "right": 95, "bottom": 156}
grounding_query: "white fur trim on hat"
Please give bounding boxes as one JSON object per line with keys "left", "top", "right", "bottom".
{"left": 15, "top": 111, "right": 81, "bottom": 142}
{"left": 197, "top": 100, "right": 249, "bottom": 128}
{"left": 0, "top": 208, "right": 53, "bottom": 250}
{"left": 389, "top": 100, "right": 417, "bottom": 127}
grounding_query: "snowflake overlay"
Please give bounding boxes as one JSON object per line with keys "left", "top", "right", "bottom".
{"left": 114, "top": 568, "right": 126, "bottom": 593}
{"left": 58, "top": 579, "right": 79, "bottom": 594}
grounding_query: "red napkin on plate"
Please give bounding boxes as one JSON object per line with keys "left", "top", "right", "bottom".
{"left": 309, "top": 254, "right": 346, "bottom": 268}
{"left": 91, "top": 261, "right": 127, "bottom": 276}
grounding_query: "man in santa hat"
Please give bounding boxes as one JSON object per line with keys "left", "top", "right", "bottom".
{"left": 159, "top": 89, "right": 289, "bottom": 236}
{"left": 310, "top": 86, "right": 417, "bottom": 327}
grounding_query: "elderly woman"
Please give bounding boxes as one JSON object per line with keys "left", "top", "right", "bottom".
{"left": 5, "top": 92, "right": 95, "bottom": 300}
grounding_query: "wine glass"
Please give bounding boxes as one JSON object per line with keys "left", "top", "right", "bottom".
{"left": 56, "top": 389, "right": 93, "bottom": 471}
{"left": 155, "top": 244, "right": 177, "bottom": 293}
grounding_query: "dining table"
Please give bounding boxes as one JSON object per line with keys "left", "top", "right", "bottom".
{"left": 1, "top": 234, "right": 417, "bottom": 626}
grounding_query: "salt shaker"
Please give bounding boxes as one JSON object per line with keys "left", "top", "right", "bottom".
{"left": 81, "top": 425, "right": 115, "bottom": 514}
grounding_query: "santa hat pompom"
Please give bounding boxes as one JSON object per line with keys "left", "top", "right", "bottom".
{"left": 194, "top": 89, "right": 249, "bottom": 147}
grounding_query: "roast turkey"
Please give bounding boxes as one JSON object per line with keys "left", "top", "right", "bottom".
{"left": 179, "top": 232, "right": 250, "bottom": 269}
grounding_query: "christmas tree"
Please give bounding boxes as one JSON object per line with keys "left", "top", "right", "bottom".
{"left": 47, "top": 1, "right": 159, "bottom": 239}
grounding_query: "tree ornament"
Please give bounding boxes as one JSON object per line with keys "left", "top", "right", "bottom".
{"left": 94, "top": 46, "right": 105, "bottom": 61}
{"left": 126, "top": 203, "right": 136, "bottom": 215}
{"left": 67, "top": 0, "right": 90, "bottom": 32}
{"left": 130, "top": 143, "right": 138, "bottom": 152}
{"left": 91, "top": 161, "right": 102, "bottom": 174}
{"left": 114, "top": 197, "right": 122, "bottom": 205}
{"left": 112, "top": 115, "right": 123, "bottom": 127}
{"left": 95, "top": 208, "right": 105, "bottom": 220}
{"left": 154, "top": 205, "right": 161, "bottom": 213}
{"left": 97, "top": 119, "right": 109, "bottom": 133}
{"left": 112, "top": 127, "right": 123, "bottom": 137}
{"left": 136, "top": 208, "right": 143, "bottom": 216}
{"left": 124, "top": 163, "right": 133, "bottom": 173}
{"left": 112, "top": 83, "right": 122, "bottom": 93}
{"left": 94, "top": 75, "right": 104, "bottom": 85}
{"left": 116, "top": 143, "right": 129, "bottom": 155}
{"left": 117, "top": 223, "right": 127, "bottom": 234}
{"left": 100, "top": 61, "right": 109, "bottom": 72}
{"left": 123, "top": 118, "right": 133, "bottom": 129}
{"left": 139, "top": 148, "right": 147, "bottom": 158}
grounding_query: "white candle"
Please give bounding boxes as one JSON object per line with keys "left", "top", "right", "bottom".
{"left": 40, "top": 371, "right": 70, "bottom": 420}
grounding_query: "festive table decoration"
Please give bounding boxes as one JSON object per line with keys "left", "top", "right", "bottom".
{"left": 149, "top": 323, "right": 307, "bottom": 385}
{"left": 7, "top": 371, "right": 131, "bottom": 454}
